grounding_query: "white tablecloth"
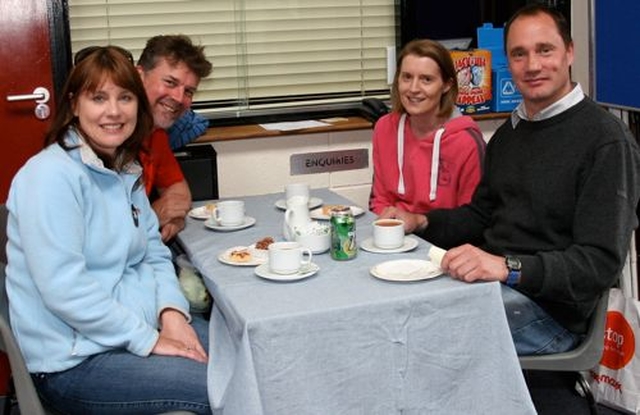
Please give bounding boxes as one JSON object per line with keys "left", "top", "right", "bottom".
{"left": 178, "top": 189, "right": 536, "bottom": 415}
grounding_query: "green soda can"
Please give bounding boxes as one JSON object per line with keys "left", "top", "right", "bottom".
{"left": 330, "top": 206, "right": 357, "bottom": 260}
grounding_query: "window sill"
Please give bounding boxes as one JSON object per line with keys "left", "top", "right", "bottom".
{"left": 194, "top": 111, "right": 510, "bottom": 143}
{"left": 194, "top": 116, "right": 373, "bottom": 143}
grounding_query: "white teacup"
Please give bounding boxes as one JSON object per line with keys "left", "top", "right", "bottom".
{"left": 268, "top": 241, "right": 313, "bottom": 275}
{"left": 285, "top": 183, "right": 310, "bottom": 202}
{"left": 372, "top": 218, "right": 405, "bottom": 249}
{"left": 214, "top": 200, "right": 245, "bottom": 227}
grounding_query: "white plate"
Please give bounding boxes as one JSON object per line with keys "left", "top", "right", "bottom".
{"left": 309, "top": 205, "right": 365, "bottom": 220}
{"left": 254, "top": 262, "right": 320, "bottom": 282}
{"left": 188, "top": 204, "right": 216, "bottom": 220}
{"left": 360, "top": 236, "right": 419, "bottom": 254}
{"left": 218, "top": 245, "right": 267, "bottom": 267}
{"left": 370, "top": 259, "right": 442, "bottom": 282}
{"left": 205, "top": 216, "right": 256, "bottom": 231}
{"left": 275, "top": 197, "right": 323, "bottom": 211}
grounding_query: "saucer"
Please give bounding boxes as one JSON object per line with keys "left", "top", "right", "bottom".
{"left": 309, "top": 205, "right": 365, "bottom": 220}
{"left": 275, "top": 197, "right": 323, "bottom": 211}
{"left": 370, "top": 259, "right": 442, "bottom": 282}
{"left": 205, "top": 216, "right": 256, "bottom": 231}
{"left": 188, "top": 203, "right": 216, "bottom": 220}
{"left": 360, "top": 236, "right": 419, "bottom": 254}
{"left": 254, "top": 262, "right": 320, "bottom": 282}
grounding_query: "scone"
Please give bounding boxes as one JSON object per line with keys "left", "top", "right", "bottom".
{"left": 229, "top": 248, "right": 252, "bottom": 263}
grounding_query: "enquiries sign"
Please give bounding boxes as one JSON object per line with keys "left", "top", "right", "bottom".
{"left": 290, "top": 149, "right": 369, "bottom": 175}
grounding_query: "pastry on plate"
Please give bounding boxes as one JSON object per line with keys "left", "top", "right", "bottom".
{"left": 254, "top": 236, "right": 275, "bottom": 251}
{"left": 322, "top": 205, "right": 347, "bottom": 216}
{"left": 229, "top": 248, "right": 252, "bottom": 263}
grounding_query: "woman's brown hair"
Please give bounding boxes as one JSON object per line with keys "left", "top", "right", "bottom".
{"left": 390, "top": 39, "right": 458, "bottom": 118}
{"left": 46, "top": 46, "right": 154, "bottom": 171}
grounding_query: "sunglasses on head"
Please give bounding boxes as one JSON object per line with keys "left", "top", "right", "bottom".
{"left": 73, "top": 45, "right": 134, "bottom": 66}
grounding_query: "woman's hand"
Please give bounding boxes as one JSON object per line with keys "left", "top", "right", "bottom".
{"left": 151, "top": 309, "right": 208, "bottom": 363}
{"left": 379, "top": 206, "right": 427, "bottom": 233}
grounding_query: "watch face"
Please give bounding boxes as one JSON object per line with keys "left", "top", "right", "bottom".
{"left": 506, "top": 256, "right": 522, "bottom": 271}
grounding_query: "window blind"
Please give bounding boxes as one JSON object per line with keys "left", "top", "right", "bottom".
{"left": 68, "top": 0, "right": 395, "bottom": 113}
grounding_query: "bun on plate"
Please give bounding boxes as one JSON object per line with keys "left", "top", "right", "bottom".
{"left": 229, "top": 249, "right": 252, "bottom": 262}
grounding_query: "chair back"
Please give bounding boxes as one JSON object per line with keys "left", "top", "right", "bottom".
{"left": 519, "top": 289, "right": 610, "bottom": 371}
{"left": 0, "top": 265, "right": 51, "bottom": 415}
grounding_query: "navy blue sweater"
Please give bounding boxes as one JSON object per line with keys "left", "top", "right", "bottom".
{"left": 419, "top": 98, "right": 640, "bottom": 333}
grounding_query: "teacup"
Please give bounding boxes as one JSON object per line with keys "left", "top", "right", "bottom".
{"left": 285, "top": 183, "right": 310, "bottom": 202}
{"left": 372, "top": 218, "right": 405, "bottom": 249}
{"left": 268, "top": 241, "right": 313, "bottom": 275}
{"left": 214, "top": 200, "right": 245, "bottom": 227}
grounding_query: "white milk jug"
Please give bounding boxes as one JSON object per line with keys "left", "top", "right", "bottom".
{"left": 283, "top": 195, "right": 311, "bottom": 241}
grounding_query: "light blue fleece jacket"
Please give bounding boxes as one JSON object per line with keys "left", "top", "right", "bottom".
{"left": 5, "top": 129, "right": 190, "bottom": 373}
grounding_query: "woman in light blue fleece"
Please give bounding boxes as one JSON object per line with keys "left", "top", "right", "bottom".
{"left": 5, "top": 46, "right": 210, "bottom": 415}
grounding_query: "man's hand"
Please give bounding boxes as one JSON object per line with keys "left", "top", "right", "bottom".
{"left": 151, "top": 180, "right": 191, "bottom": 241}
{"left": 441, "top": 244, "right": 508, "bottom": 283}
{"left": 152, "top": 309, "right": 207, "bottom": 363}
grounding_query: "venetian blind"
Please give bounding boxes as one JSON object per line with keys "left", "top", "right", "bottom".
{"left": 68, "top": 0, "right": 395, "bottom": 113}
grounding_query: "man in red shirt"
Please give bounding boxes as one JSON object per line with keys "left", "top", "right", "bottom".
{"left": 137, "top": 35, "right": 212, "bottom": 241}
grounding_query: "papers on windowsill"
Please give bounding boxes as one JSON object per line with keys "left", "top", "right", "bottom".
{"left": 259, "top": 120, "right": 331, "bottom": 131}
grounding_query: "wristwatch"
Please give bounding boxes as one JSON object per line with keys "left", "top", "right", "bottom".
{"left": 505, "top": 256, "right": 522, "bottom": 287}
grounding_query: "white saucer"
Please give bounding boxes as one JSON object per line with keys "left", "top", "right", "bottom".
{"left": 275, "top": 197, "right": 323, "bottom": 211}
{"left": 360, "top": 236, "right": 419, "bottom": 254}
{"left": 205, "top": 216, "right": 256, "bottom": 231}
{"left": 370, "top": 259, "right": 442, "bottom": 282}
{"left": 188, "top": 203, "right": 216, "bottom": 220}
{"left": 218, "top": 245, "right": 267, "bottom": 267}
{"left": 309, "top": 205, "right": 365, "bottom": 220}
{"left": 254, "top": 262, "right": 320, "bottom": 281}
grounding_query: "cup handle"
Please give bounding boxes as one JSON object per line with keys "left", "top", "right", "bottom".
{"left": 301, "top": 248, "right": 313, "bottom": 265}
{"left": 213, "top": 208, "right": 220, "bottom": 223}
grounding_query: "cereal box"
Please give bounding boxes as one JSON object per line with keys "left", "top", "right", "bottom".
{"left": 450, "top": 49, "right": 492, "bottom": 115}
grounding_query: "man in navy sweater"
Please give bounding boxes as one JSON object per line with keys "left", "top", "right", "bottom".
{"left": 397, "top": 4, "right": 640, "bottom": 355}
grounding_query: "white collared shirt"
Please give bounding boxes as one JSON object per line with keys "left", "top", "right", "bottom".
{"left": 511, "top": 83, "right": 585, "bottom": 128}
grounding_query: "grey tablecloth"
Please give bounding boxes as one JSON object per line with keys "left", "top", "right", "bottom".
{"left": 178, "top": 189, "right": 536, "bottom": 415}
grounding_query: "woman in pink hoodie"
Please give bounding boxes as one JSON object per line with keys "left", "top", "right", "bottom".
{"left": 370, "top": 39, "right": 485, "bottom": 230}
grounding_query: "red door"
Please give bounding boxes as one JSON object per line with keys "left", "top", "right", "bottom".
{"left": 1, "top": 0, "right": 68, "bottom": 398}
{"left": 0, "top": 0, "right": 62, "bottom": 203}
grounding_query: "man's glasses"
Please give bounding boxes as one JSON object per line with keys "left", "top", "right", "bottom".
{"left": 73, "top": 45, "right": 134, "bottom": 66}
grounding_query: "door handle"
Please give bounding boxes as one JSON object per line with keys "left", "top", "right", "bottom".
{"left": 6, "top": 87, "right": 52, "bottom": 120}
{"left": 6, "top": 87, "right": 50, "bottom": 104}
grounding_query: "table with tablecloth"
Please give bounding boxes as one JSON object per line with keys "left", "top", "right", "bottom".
{"left": 177, "top": 188, "right": 536, "bottom": 415}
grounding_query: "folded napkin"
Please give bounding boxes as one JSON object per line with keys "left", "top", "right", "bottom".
{"left": 428, "top": 245, "right": 447, "bottom": 268}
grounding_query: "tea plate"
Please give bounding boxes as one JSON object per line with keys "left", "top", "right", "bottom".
{"left": 218, "top": 245, "right": 267, "bottom": 267}
{"left": 370, "top": 259, "right": 442, "bottom": 282}
{"left": 205, "top": 216, "right": 256, "bottom": 231}
{"left": 309, "top": 205, "right": 365, "bottom": 220}
{"left": 188, "top": 203, "right": 216, "bottom": 220}
{"left": 360, "top": 236, "right": 419, "bottom": 254}
{"left": 254, "top": 262, "right": 320, "bottom": 282}
{"left": 275, "top": 197, "right": 323, "bottom": 211}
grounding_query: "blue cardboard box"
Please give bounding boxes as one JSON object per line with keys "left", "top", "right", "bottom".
{"left": 493, "top": 67, "right": 522, "bottom": 112}
{"left": 477, "top": 23, "right": 522, "bottom": 112}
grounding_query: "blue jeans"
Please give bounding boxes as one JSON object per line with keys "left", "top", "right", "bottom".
{"left": 501, "top": 285, "right": 582, "bottom": 356}
{"left": 32, "top": 316, "right": 211, "bottom": 415}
